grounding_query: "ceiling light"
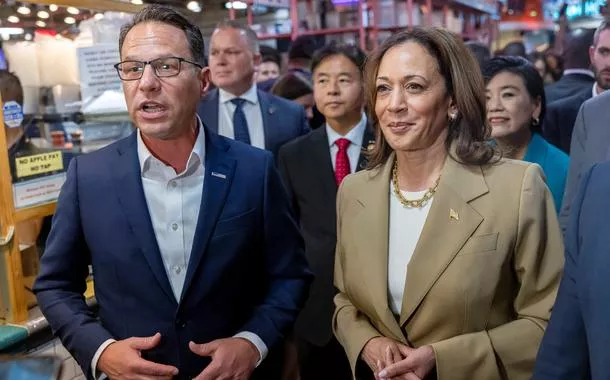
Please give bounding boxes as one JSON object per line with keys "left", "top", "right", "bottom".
{"left": 67, "top": 7, "right": 79, "bottom": 15}
{"left": 131, "top": 0, "right": 143, "bottom": 4}
{"left": 187, "top": 1, "right": 202, "bottom": 12}
{"left": 49, "top": 4, "right": 58, "bottom": 12}
{"left": 225, "top": 1, "right": 247, "bottom": 9}
{"left": 7, "top": 15, "right": 20, "bottom": 23}
{"left": 0, "top": 27, "right": 24, "bottom": 35}
{"left": 37, "top": 10, "right": 50, "bottom": 19}
{"left": 25, "top": 33, "right": 32, "bottom": 41}
{"left": 17, "top": 6, "right": 31, "bottom": 15}
{"left": 35, "top": 20, "right": 46, "bottom": 27}
{"left": 94, "top": 13, "right": 104, "bottom": 20}
{"left": 64, "top": 16, "right": 76, "bottom": 24}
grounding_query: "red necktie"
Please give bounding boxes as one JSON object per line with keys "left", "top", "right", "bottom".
{"left": 335, "top": 138, "right": 351, "bottom": 186}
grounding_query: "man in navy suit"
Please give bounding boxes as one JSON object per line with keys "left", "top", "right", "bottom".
{"left": 533, "top": 160, "right": 610, "bottom": 379}
{"left": 198, "top": 21, "right": 309, "bottom": 157}
{"left": 34, "top": 5, "right": 311, "bottom": 380}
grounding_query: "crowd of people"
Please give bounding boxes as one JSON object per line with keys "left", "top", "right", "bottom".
{"left": 0, "top": 3, "right": 605, "bottom": 379}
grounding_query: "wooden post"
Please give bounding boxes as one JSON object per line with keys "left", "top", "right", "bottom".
{"left": 0, "top": 95, "right": 28, "bottom": 323}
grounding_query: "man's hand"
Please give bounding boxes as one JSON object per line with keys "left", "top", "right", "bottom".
{"left": 360, "top": 337, "right": 413, "bottom": 378}
{"left": 189, "top": 337, "right": 259, "bottom": 380}
{"left": 378, "top": 345, "right": 435, "bottom": 380}
{"left": 97, "top": 333, "right": 179, "bottom": 380}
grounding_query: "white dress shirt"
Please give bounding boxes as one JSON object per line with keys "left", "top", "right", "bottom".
{"left": 91, "top": 118, "right": 266, "bottom": 378}
{"left": 387, "top": 184, "right": 433, "bottom": 316}
{"left": 562, "top": 69, "right": 595, "bottom": 78}
{"left": 593, "top": 83, "right": 601, "bottom": 98}
{"left": 326, "top": 113, "right": 367, "bottom": 173}
{"left": 218, "top": 84, "right": 266, "bottom": 149}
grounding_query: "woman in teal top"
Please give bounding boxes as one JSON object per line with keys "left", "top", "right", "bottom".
{"left": 483, "top": 56, "right": 569, "bottom": 212}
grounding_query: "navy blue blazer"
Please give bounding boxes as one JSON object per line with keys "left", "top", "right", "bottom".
{"left": 33, "top": 127, "right": 312, "bottom": 379}
{"left": 533, "top": 161, "right": 610, "bottom": 379}
{"left": 196, "top": 88, "right": 310, "bottom": 157}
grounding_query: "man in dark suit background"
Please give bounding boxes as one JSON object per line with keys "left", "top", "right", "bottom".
{"left": 543, "top": 20, "right": 610, "bottom": 153}
{"left": 559, "top": 90, "right": 610, "bottom": 233}
{"left": 533, "top": 160, "right": 610, "bottom": 379}
{"left": 545, "top": 28, "right": 595, "bottom": 104}
{"left": 197, "top": 21, "right": 309, "bottom": 157}
{"left": 278, "top": 43, "right": 373, "bottom": 380}
{"left": 34, "top": 6, "right": 311, "bottom": 380}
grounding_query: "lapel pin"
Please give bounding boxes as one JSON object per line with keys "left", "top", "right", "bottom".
{"left": 367, "top": 141, "right": 375, "bottom": 151}
{"left": 211, "top": 172, "right": 227, "bottom": 179}
{"left": 450, "top": 208, "right": 459, "bottom": 221}
{"left": 268, "top": 107, "right": 275, "bottom": 115}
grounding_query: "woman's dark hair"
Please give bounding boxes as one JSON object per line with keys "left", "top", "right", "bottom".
{"left": 482, "top": 56, "right": 546, "bottom": 133}
{"left": 365, "top": 27, "right": 497, "bottom": 169}
{"left": 270, "top": 72, "right": 312, "bottom": 100}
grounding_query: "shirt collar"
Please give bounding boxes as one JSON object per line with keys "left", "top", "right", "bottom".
{"left": 219, "top": 84, "right": 258, "bottom": 105}
{"left": 137, "top": 115, "right": 206, "bottom": 175}
{"left": 326, "top": 112, "right": 368, "bottom": 147}
{"left": 563, "top": 69, "right": 595, "bottom": 78}
{"left": 593, "top": 83, "right": 600, "bottom": 97}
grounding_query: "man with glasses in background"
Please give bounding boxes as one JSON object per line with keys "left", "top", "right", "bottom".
{"left": 34, "top": 5, "right": 311, "bottom": 380}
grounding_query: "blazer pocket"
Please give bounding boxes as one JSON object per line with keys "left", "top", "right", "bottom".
{"left": 459, "top": 232, "right": 499, "bottom": 255}
{"left": 213, "top": 209, "right": 256, "bottom": 237}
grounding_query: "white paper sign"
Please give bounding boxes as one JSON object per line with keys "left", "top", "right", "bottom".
{"left": 77, "top": 44, "right": 123, "bottom": 102}
{"left": 13, "top": 173, "right": 66, "bottom": 209}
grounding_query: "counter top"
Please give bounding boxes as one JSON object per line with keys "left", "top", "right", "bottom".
{"left": 0, "top": 296, "right": 96, "bottom": 352}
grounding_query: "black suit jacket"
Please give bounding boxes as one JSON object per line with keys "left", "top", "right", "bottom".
{"left": 545, "top": 73, "right": 594, "bottom": 104}
{"left": 277, "top": 125, "right": 375, "bottom": 346}
{"left": 543, "top": 88, "right": 592, "bottom": 154}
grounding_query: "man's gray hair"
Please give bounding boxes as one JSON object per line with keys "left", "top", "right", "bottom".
{"left": 215, "top": 20, "right": 260, "bottom": 54}
{"left": 119, "top": 5, "right": 205, "bottom": 65}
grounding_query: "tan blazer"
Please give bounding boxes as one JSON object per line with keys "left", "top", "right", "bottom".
{"left": 333, "top": 153, "right": 564, "bottom": 380}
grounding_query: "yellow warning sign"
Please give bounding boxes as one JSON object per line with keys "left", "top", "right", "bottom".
{"left": 15, "top": 151, "right": 63, "bottom": 178}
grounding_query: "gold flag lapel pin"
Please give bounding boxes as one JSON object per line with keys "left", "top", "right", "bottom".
{"left": 450, "top": 208, "right": 459, "bottom": 221}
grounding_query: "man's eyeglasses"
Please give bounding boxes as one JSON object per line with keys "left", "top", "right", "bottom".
{"left": 114, "top": 56, "right": 203, "bottom": 81}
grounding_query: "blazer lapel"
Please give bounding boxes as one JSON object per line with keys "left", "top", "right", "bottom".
{"left": 310, "top": 127, "right": 338, "bottom": 193}
{"left": 355, "top": 157, "right": 406, "bottom": 342}
{"left": 258, "top": 90, "right": 280, "bottom": 152}
{"left": 197, "top": 89, "right": 219, "bottom": 134}
{"left": 357, "top": 125, "right": 376, "bottom": 172}
{"left": 111, "top": 133, "right": 177, "bottom": 304}
{"left": 399, "top": 157, "right": 488, "bottom": 325}
{"left": 180, "top": 130, "right": 236, "bottom": 301}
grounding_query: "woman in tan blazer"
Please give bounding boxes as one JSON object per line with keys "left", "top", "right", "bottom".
{"left": 333, "top": 28, "right": 564, "bottom": 380}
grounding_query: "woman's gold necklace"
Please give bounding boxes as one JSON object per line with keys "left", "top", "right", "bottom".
{"left": 392, "top": 160, "right": 440, "bottom": 208}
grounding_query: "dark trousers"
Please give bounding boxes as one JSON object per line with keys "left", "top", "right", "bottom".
{"left": 297, "top": 336, "right": 352, "bottom": 380}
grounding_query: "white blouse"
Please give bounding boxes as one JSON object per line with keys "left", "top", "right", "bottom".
{"left": 388, "top": 183, "right": 433, "bottom": 316}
